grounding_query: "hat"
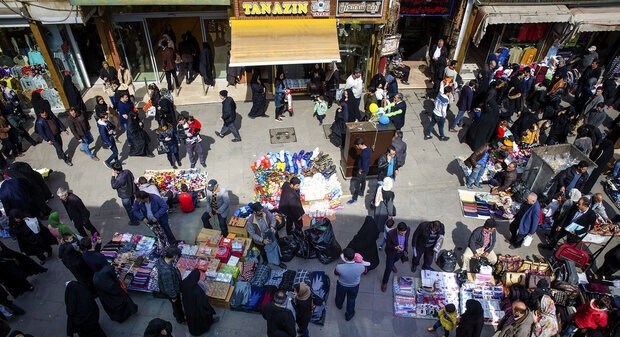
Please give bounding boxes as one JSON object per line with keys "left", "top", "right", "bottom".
{"left": 483, "top": 218, "right": 497, "bottom": 229}
{"left": 250, "top": 202, "right": 263, "bottom": 212}
{"left": 382, "top": 177, "right": 393, "bottom": 191}
{"left": 588, "top": 46, "right": 597, "bottom": 52}
{"left": 207, "top": 179, "right": 218, "bottom": 191}
{"left": 57, "top": 187, "right": 68, "bottom": 197}
{"left": 219, "top": 90, "right": 228, "bottom": 97}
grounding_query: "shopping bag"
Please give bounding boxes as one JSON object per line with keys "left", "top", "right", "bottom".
{"left": 495, "top": 255, "right": 523, "bottom": 275}
{"left": 502, "top": 272, "right": 526, "bottom": 287}
{"left": 555, "top": 242, "right": 590, "bottom": 268}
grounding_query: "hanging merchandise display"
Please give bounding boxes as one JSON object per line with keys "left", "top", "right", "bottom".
{"left": 393, "top": 270, "right": 460, "bottom": 319}
{"left": 251, "top": 148, "right": 343, "bottom": 219}
{"left": 141, "top": 169, "right": 209, "bottom": 193}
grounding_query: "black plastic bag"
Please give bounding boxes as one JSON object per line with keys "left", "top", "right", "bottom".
{"left": 469, "top": 256, "right": 489, "bottom": 273}
{"left": 317, "top": 239, "right": 342, "bottom": 264}
{"left": 437, "top": 250, "right": 457, "bottom": 272}
{"left": 278, "top": 236, "right": 297, "bottom": 262}
{"left": 292, "top": 230, "right": 314, "bottom": 259}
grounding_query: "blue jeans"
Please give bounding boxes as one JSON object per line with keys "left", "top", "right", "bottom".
{"left": 450, "top": 110, "right": 467, "bottom": 130}
{"left": 335, "top": 282, "right": 358, "bottom": 320}
{"left": 467, "top": 165, "right": 485, "bottom": 188}
{"left": 562, "top": 323, "right": 577, "bottom": 337}
{"left": 81, "top": 130, "right": 95, "bottom": 157}
{"left": 426, "top": 114, "right": 446, "bottom": 138}
{"left": 121, "top": 197, "right": 138, "bottom": 225}
{"left": 433, "top": 320, "right": 450, "bottom": 337}
{"left": 220, "top": 122, "right": 241, "bottom": 140}
{"left": 613, "top": 161, "right": 620, "bottom": 177}
{"left": 105, "top": 141, "right": 119, "bottom": 165}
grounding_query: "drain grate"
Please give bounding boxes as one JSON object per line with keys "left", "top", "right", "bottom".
{"left": 269, "top": 127, "right": 297, "bottom": 144}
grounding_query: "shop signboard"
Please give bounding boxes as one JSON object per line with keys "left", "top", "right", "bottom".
{"left": 399, "top": 0, "right": 454, "bottom": 17}
{"left": 336, "top": 0, "right": 384, "bottom": 18}
{"left": 381, "top": 34, "right": 401, "bottom": 56}
{"left": 236, "top": 0, "right": 333, "bottom": 18}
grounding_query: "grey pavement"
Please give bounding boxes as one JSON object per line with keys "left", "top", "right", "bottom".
{"left": 3, "top": 88, "right": 618, "bottom": 337}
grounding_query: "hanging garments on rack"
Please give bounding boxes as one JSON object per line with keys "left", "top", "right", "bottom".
{"left": 508, "top": 46, "right": 524, "bottom": 65}
{"left": 521, "top": 47, "right": 538, "bottom": 66}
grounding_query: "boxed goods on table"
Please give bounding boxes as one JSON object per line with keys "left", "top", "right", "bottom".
{"left": 195, "top": 228, "right": 222, "bottom": 245}
{"left": 228, "top": 217, "right": 248, "bottom": 238}
{"left": 208, "top": 285, "right": 235, "bottom": 309}
{"left": 215, "top": 246, "right": 231, "bottom": 263}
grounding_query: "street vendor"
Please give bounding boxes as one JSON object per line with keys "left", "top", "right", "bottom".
{"left": 490, "top": 162, "right": 518, "bottom": 195}
{"left": 462, "top": 218, "right": 498, "bottom": 271}
{"left": 132, "top": 191, "right": 176, "bottom": 245}
{"left": 201, "top": 179, "right": 230, "bottom": 237}
{"left": 545, "top": 161, "right": 590, "bottom": 200}
{"left": 278, "top": 177, "right": 305, "bottom": 235}
{"left": 247, "top": 202, "right": 286, "bottom": 268}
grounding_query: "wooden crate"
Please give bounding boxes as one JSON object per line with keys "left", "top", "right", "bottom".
{"left": 228, "top": 216, "right": 249, "bottom": 238}
{"left": 209, "top": 285, "right": 234, "bottom": 310}
{"left": 196, "top": 228, "right": 223, "bottom": 245}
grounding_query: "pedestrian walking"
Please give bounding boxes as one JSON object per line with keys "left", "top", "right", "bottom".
{"left": 215, "top": 90, "right": 241, "bottom": 142}
{"left": 57, "top": 187, "right": 98, "bottom": 237}
{"left": 0, "top": 241, "right": 46, "bottom": 297}
{"left": 274, "top": 72, "right": 286, "bottom": 121}
{"left": 133, "top": 191, "right": 176, "bottom": 245}
{"left": 156, "top": 246, "right": 185, "bottom": 324}
{"left": 373, "top": 177, "right": 395, "bottom": 235}
{"left": 181, "top": 269, "right": 219, "bottom": 335}
{"left": 292, "top": 282, "right": 312, "bottom": 337}
{"left": 450, "top": 80, "right": 474, "bottom": 131}
{"left": 65, "top": 280, "right": 108, "bottom": 337}
{"left": 425, "top": 86, "right": 452, "bottom": 141}
{"left": 262, "top": 290, "right": 296, "bottom": 337}
{"left": 161, "top": 39, "right": 179, "bottom": 91}
{"left": 59, "top": 234, "right": 95, "bottom": 294}
{"left": 97, "top": 113, "right": 119, "bottom": 169}
{"left": 347, "top": 138, "right": 371, "bottom": 204}
{"left": 79, "top": 237, "right": 108, "bottom": 273}
{"left": 156, "top": 123, "right": 181, "bottom": 169}
{"left": 178, "top": 114, "right": 207, "bottom": 168}
{"left": 334, "top": 247, "right": 366, "bottom": 321}
{"left": 111, "top": 162, "right": 139, "bottom": 226}
{"left": 427, "top": 303, "right": 458, "bottom": 337}
{"left": 201, "top": 179, "right": 230, "bottom": 237}
{"left": 34, "top": 109, "right": 73, "bottom": 166}
{"left": 248, "top": 72, "right": 268, "bottom": 118}
{"left": 93, "top": 264, "right": 138, "bottom": 323}
{"left": 67, "top": 107, "right": 98, "bottom": 161}
{"left": 455, "top": 299, "right": 484, "bottom": 337}
{"left": 381, "top": 222, "right": 410, "bottom": 292}
{"left": 8, "top": 209, "right": 55, "bottom": 263}
{"left": 0, "top": 114, "right": 23, "bottom": 159}
{"left": 509, "top": 193, "right": 540, "bottom": 248}
{"left": 313, "top": 96, "right": 327, "bottom": 125}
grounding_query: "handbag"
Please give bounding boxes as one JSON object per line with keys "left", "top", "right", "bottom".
{"left": 157, "top": 143, "right": 170, "bottom": 154}
{"left": 526, "top": 272, "right": 551, "bottom": 289}
{"left": 502, "top": 272, "right": 526, "bottom": 287}
{"left": 495, "top": 255, "right": 523, "bottom": 275}
{"left": 469, "top": 257, "right": 489, "bottom": 273}
{"left": 518, "top": 260, "right": 550, "bottom": 274}
{"left": 555, "top": 242, "right": 590, "bottom": 268}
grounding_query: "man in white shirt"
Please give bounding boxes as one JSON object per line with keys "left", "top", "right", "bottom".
{"left": 424, "top": 86, "right": 452, "bottom": 141}
{"left": 345, "top": 68, "right": 364, "bottom": 121}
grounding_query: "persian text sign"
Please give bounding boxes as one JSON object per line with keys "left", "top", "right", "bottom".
{"left": 400, "top": 0, "right": 454, "bottom": 16}
{"left": 336, "top": 0, "right": 384, "bottom": 18}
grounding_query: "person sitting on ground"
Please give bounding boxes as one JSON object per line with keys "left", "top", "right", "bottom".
{"left": 178, "top": 184, "right": 198, "bottom": 213}
{"left": 490, "top": 162, "right": 518, "bottom": 195}
{"left": 561, "top": 297, "right": 611, "bottom": 337}
{"left": 462, "top": 218, "right": 497, "bottom": 271}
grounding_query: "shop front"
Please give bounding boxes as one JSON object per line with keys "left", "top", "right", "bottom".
{"left": 463, "top": 5, "right": 572, "bottom": 68}
{"left": 229, "top": 0, "right": 341, "bottom": 93}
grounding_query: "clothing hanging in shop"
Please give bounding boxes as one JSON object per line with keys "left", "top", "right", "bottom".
{"left": 520, "top": 47, "right": 538, "bottom": 66}
{"left": 13, "top": 55, "right": 29, "bottom": 67}
{"left": 508, "top": 46, "right": 524, "bottom": 65}
{"left": 0, "top": 55, "right": 14, "bottom": 67}
{"left": 498, "top": 48, "right": 510, "bottom": 67}
{"left": 517, "top": 23, "right": 547, "bottom": 42}
{"left": 27, "top": 50, "right": 45, "bottom": 66}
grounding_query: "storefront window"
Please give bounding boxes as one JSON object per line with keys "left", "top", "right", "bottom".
{"left": 203, "top": 19, "right": 230, "bottom": 79}
{"left": 43, "top": 25, "right": 86, "bottom": 92}
{"left": 338, "top": 23, "right": 372, "bottom": 83}
{"left": 113, "top": 21, "right": 157, "bottom": 82}
{"left": 0, "top": 27, "right": 64, "bottom": 110}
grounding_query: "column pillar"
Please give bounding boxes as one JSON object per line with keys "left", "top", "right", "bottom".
{"left": 95, "top": 14, "right": 120, "bottom": 68}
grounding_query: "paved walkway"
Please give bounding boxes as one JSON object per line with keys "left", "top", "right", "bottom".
{"left": 3, "top": 88, "right": 618, "bottom": 336}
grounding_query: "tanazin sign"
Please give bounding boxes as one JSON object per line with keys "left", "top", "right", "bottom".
{"left": 239, "top": 0, "right": 332, "bottom": 17}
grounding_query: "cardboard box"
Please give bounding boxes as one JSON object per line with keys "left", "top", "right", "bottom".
{"left": 195, "top": 228, "right": 222, "bottom": 245}
{"left": 467, "top": 272, "right": 496, "bottom": 285}
{"left": 209, "top": 285, "right": 234, "bottom": 310}
{"left": 228, "top": 217, "right": 249, "bottom": 238}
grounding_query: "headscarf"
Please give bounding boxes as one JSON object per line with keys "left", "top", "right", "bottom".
{"left": 48, "top": 211, "right": 75, "bottom": 238}
{"left": 533, "top": 295, "right": 558, "bottom": 337}
{"left": 325, "top": 62, "right": 338, "bottom": 82}
{"left": 295, "top": 282, "right": 311, "bottom": 301}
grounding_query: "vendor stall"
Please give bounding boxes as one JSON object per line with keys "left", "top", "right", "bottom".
{"left": 458, "top": 190, "right": 514, "bottom": 220}
{"left": 393, "top": 271, "right": 460, "bottom": 319}
{"left": 141, "top": 168, "right": 209, "bottom": 193}
{"left": 251, "top": 149, "right": 343, "bottom": 221}
{"left": 457, "top": 148, "right": 532, "bottom": 184}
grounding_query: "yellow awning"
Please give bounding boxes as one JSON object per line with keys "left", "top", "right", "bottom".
{"left": 229, "top": 19, "right": 341, "bottom": 67}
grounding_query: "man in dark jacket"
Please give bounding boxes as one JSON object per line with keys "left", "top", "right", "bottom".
{"left": 67, "top": 107, "right": 98, "bottom": 161}
{"left": 390, "top": 93, "right": 407, "bottom": 130}
{"left": 546, "top": 161, "right": 590, "bottom": 199}
{"left": 156, "top": 246, "right": 185, "bottom": 323}
{"left": 462, "top": 218, "right": 497, "bottom": 271}
{"left": 544, "top": 196, "right": 596, "bottom": 249}
{"left": 111, "top": 162, "right": 139, "bottom": 226}
{"left": 381, "top": 222, "right": 410, "bottom": 292}
{"left": 278, "top": 177, "right": 305, "bottom": 235}
{"left": 450, "top": 80, "right": 474, "bottom": 131}
{"left": 262, "top": 290, "right": 296, "bottom": 337}
{"left": 509, "top": 193, "right": 540, "bottom": 248}
{"left": 391, "top": 131, "right": 407, "bottom": 167}
{"left": 133, "top": 191, "right": 176, "bottom": 244}
{"left": 215, "top": 90, "right": 241, "bottom": 142}
{"left": 490, "top": 162, "right": 518, "bottom": 194}
{"left": 377, "top": 145, "right": 401, "bottom": 182}
{"left": 348, "top": 138, "right": 372, "bottom": 204}
{"left": 35, "top": 110, "right": 72, "bottom": 166}
{"left": 411, "top": 221, "right": 445, "bottom": 272}
{"left": 57, "top": 187, "right": 98, "bottom": 237}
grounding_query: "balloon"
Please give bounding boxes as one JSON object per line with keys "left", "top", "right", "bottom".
{"left": 369, "top": 103, "right": 378, "bottom": 114}
{"left": 379, "top": 115, "right": 390, "bottom": 125}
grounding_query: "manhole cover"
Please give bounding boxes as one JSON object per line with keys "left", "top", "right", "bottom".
{"left": 269, "top": 127, "right": 297, "bottom": 144}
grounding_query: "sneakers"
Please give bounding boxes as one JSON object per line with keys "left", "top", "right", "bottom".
{"left": 439, "top": 136, "right": 450, "bottom": 141}
{"left": 427, "top": 327, "right": 436, "bottom": 332}
{"left": 401, "top": 80, "right": 410, "bottom": 85}
{"left": 232, "top": 138, "right": 241, "bottom": 142}
{"left": 172, "top": 165, "right": 178, "bottom": 169}
{"left": 215, "top": 131, "right": 224, "bottom": 138}
{"left": 91, "top": 156, "right": 100, "bottom": 161}
{"left": 449, "top": 129, "right": 458, "bottom": 133}
{"left": 347, "top": 199, "right": 357, "bottom": 204}
{"left": 275, "top": 118, "right": 283, "bottom": 122}
{"left": 64, "top": 159, "right": 73, "bottom": 166}
{"left": 103, "top": 161, "right": 112, "bottom": 169}
{"left": 424, "top": 135, "right": 432, "bottom": 140}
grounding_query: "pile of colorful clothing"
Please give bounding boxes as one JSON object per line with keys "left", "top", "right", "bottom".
{"left": 142, "top": 168, "right": 209, "bottom": 193}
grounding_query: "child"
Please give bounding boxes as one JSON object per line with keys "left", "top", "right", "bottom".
{"left": 428, "top": 303, "right": 458, "bottom": 337}
{"left": 520, "top": 124, "right": 538, "bottom": 149}
{"left": 313, "top": 96, "right": 327, "bottom": 125}
{"left": 562, "top": 297, "right": 611, "bottom": 337}
{"left": 178, "top": 183, "right": 198, "bottom": 213}
{"left": 284, "top": 88, "right": 293, "bottom": 117}
{"left": 379, "top": 218, "right": 395, "bottom": 250}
